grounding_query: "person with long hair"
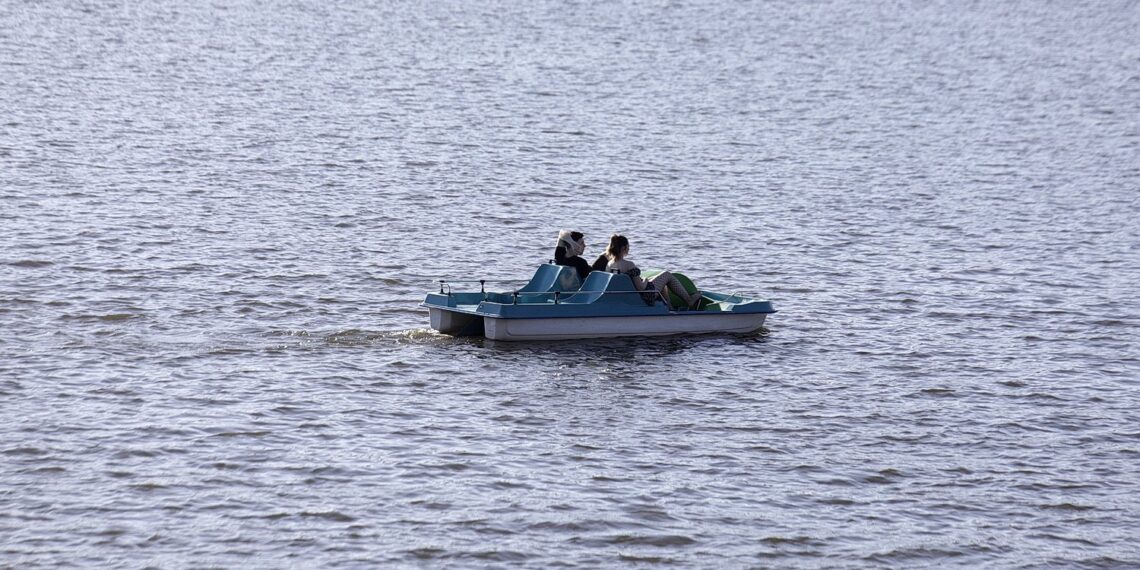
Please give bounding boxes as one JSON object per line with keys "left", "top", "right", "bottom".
{"left": 554, "top": 230, "right": 608, "bottom": 280}
{"left": 603, "top": 234, "right": 701, "bottom": 310}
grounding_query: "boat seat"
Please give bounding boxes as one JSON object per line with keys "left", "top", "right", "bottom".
{"left": 516, "top": 264, "right": 582, "bottom": 303}
{"left": 561, "top": 271, "right": 645, "bottom": 305}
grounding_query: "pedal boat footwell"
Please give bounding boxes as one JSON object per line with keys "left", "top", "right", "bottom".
{"left": 421, "top": 264, "right": 776, "bottom": 341}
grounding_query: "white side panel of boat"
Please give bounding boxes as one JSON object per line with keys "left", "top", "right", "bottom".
{"left": 483, "top": 313, "right": 767, "bottom": 341}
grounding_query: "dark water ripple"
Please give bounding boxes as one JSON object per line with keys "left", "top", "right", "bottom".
{"left": 3, "top": 0, "right": 1140, "bottom": 567}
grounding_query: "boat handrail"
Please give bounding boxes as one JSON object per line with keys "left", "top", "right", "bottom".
{"left": 435, "top": 279, "right": 528, "bottom": 294}
{"left": 431, "top": 279, "right": 671, "bottom": 306}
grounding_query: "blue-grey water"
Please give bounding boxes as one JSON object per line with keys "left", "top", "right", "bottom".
{"left": 3, "top": 0, "right": 1139, "bottom": 567}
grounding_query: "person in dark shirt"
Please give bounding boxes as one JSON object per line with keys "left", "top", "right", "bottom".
{"left": 554, "top": 230, "right": 607, "bottom": 280}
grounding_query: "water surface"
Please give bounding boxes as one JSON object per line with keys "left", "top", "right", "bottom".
{"left": 2, "top": 0, "right": 1139, "bottom": 567}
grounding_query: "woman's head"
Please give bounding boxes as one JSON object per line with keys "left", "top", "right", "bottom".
{"left": 605, "top": 234, "right": 629, "bottom": 260}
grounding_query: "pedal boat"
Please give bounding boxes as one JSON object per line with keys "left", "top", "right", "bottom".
{"left": 421, "top": 264, "right": 776, "bottom": 341}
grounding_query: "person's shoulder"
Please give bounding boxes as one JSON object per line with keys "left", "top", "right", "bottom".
{"left": 610, "top": 259, "right": 636, "bottom": 272}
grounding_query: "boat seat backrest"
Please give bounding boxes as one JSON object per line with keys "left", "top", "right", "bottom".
{"left": 519, "top": 264, "right": 580, "bottom": 293}
{"left": 561, "top": 271, "right": 643, "bottom": 305}
{"left": 516, "top": 264, "right": 581, "bottom": 303}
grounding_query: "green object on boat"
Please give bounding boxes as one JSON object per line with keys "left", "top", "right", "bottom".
{"left": 642, "top": 268, "right": 702, "bottom": 309}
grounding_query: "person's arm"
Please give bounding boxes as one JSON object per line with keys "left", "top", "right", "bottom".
{"left": 627, "top": 266, "right": 646, "bottom": 290}
{"left": 571, "top": 256, "right": 591, "bottom": 280}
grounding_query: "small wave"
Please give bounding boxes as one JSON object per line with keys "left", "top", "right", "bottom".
{"left": 605, "top": 534, "right": 698, "bottom": 547}
{"left": 1039, "top": 502, "right": 1095, "bottom": 512}
{"left": 100, "top": 313, "right": 140, "bottom": 322}
{"left": 918, "top": 388, "right": 956, "bottom": 397}
{"left": 112, "top": 449, "right": 159, "bottom": 459}
{"left": 1090, "top": 319, "right": 1128, "bottom": 327}
{"left": 3, "top": 446, "right": 47, "bottom": 456}
{"left": 1028, "top": 533, "right": 1099, "bottom": 547}
{"left": 372, "top": 276, "right": 405, "bottom": 286}
{"left": 618, "top": 554, "right": 677, "bottom": 564}
{"left": 7, "top": 259, "right": 54, "bottom": 268}
{"left": 299, "top": 510, "right": 356, "bottom": 522}
{"left": 321, "top": 328, "right": 441, "bottom": 345}
{"left": 527, "top": 521, "right": 590, "bottom": 533}
{"left": 127, "top": 482, "right": 169, "bottom": 492}
{"left": 59, "top": 312, "right": 142, "bottom": 322}
{"left": 406, "top": 548, "right": 446, "bottom": 560}
{"left": 408, "top": 500, "right": 451, "bottom": 510}
{"left": 759, "top": 535, "right": 823, "bottom": 546}
{"left": 816, "top": 497, "right": 858, "bottom": 506}
{"left": 866, "top": 547, "right": 973, "bottom": 563}
{"left": 29, "top": 466, "right": 66, "bottom": 474}
{"left": 465, "top": 550, "right": 532, "bottom": 562}
{"left": 322, "top": 329, "right": 376, "bottom": 345}
{"left": 208, "top": 430, "right": 271, "bottom": 438}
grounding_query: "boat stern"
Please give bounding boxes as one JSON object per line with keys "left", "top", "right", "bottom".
{"left": 422, "top": 292, "right": 486, "bottom": 336}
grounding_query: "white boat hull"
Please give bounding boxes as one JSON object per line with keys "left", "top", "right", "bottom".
{"left": 483, "top": 312, "right": 767, "bottom": 341}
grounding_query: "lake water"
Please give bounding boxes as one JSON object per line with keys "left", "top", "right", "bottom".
{"left": 2, "top": 0, "right": 1139, "bottom": 567}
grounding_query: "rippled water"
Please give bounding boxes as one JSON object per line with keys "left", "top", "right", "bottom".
{"left": 3, "top": 0, "right": 1139, "bottom": 567}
